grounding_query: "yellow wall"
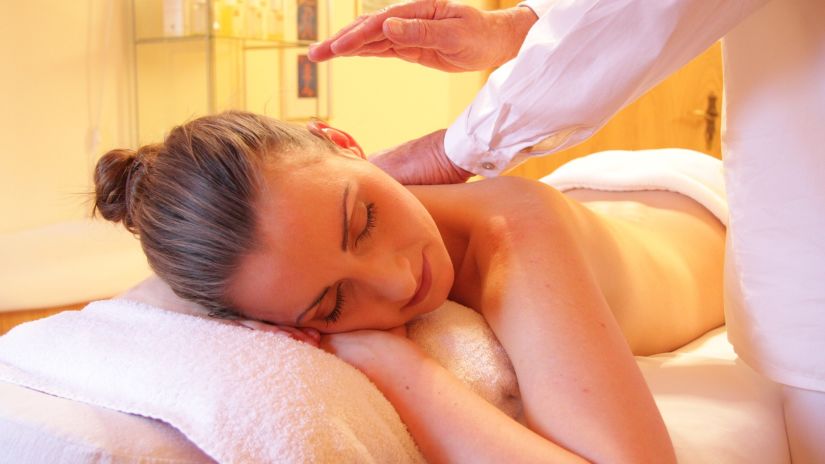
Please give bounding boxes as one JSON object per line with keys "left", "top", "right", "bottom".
{"left": 0, "top": 1, "right": 134, "bottom": 234}
{"left": 1, "top": 0, "right": 491, "bottom": 234}
{"left": 325, "top": 0, "right": 492, "bottom": 154}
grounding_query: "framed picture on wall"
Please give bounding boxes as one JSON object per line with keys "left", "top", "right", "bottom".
{"left": 296, "top": 0, "right": 317, "bottom": 41}
{"left": 282, "top": 0, "right": 326, "bottom": 43}
{"left": 281, "top": 48, "right": 328, "bottom": 120}
{"left": 297, "top": 55, "right": 318, "bottom": 98}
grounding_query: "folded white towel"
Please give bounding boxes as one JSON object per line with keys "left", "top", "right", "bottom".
{"left": 0, "top": 299, "right": 425, "bottom": 463}
{"left": 0, "top": 297, "right": 521, "bottom": 463}
{"left": 542, "top": 148, "right": 728, "bottom": 225}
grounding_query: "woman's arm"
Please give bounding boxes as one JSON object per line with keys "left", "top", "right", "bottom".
{"left": 470, "top": 179, "right": 675, "bottom": 463}
{"left": 322, "top": 329, "right": 587, "bottom": 464}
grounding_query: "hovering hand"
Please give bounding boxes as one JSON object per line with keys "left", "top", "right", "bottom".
{"left": 369, "top": 129, "right": 473, "bottom": 185}
{"left": 308, "top": 1, "right": 537, "bottom": 73}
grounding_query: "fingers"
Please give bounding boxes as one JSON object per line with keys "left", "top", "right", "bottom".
{"left": 350, "top": 38, "right": 395, "bottom": 55}
{"left": 392, "top": 46, "right": 425, "bottom": 64}
{"left": 387, "top": 324, "right": 408, "bottom": 338}
{"left": 382, "top": 17, "right": 455, "bottom": 50}
{"left": 278, "top": 326, "right": 321, "bottom": 347}
{"left": 301, "top": 327, "right": 321, "bottom": 345}
{"left": 310, "top": 1, "right": 438, "bottom": 60}
{"left": 308, "top": 14, "right": 369, "bottom": 61}
{"left": 237, "top": 320, "right": 321, "bottom": 348}
{"left": 237, "top": 319, "right": 281, "bottom": 333}
{"left": 327, "top": 14, "right": 387, "bottom": 56}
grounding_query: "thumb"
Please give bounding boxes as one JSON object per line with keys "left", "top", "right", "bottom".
{"left": 383, "top": 18, "right": 449, "bottom": 49}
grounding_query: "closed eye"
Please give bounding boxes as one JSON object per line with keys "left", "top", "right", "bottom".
{"left": 323, "top": 203, "right": 375, "bottom": 326}
{"left": 324, "top": 283, "right": 345, "bottom": 325}
{"left": 354, "top": 203, "right": 377, "bottom": 247}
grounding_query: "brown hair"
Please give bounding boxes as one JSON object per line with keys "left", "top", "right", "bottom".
{"left": 93, "top": 111, "right": 336, "bottom": 318}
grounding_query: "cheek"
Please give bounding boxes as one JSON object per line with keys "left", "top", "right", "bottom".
{"left": 389, "top": 190, "right": 439, "bottom": 238}
{"left": 351, "top": 276, "right": 417, "bottom": 327}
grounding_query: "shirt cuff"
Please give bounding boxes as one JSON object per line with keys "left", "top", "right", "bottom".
{"left": 444, "top": 119, "right": 511, "bottom": 177}
{"left": 444, "top": 110, "right": 584, "bottom": 177}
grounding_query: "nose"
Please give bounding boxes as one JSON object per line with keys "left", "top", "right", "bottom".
{"left": 354, "top": 252, "right": 417, "bottom": 302}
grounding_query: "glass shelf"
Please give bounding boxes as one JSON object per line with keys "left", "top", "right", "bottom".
{"left": 132, "top": 0, "right": 331, "bottom": 145}
{"left": 133, "top": 0, "right": 291, "bottom": 42}
{"left": 135, "top": 34, "right": 314, "bottom": 50}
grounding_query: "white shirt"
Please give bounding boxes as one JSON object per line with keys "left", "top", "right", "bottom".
{"left": 445, "top": 0, "right": 825, "bottom": 392}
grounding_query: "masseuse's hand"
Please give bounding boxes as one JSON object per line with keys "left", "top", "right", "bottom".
{"left": 370, "top": 129, "right": 473, "bottom": 184}
{"left": 308, "top": 1, "right": 537, "bottom": 72}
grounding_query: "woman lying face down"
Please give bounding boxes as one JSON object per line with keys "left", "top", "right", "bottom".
{"left": 95, "top": 111, "right": 452, "bottom": 333}
{"left": 224, "top": 121, "right": 455, "bottom": 333}
{"left": 95, "top": 111, "right": 726, "bottom": 463}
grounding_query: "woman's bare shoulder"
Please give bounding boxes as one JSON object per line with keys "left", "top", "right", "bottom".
{"left": 411, "top": 177, "right": 575, "bottom": 310}
{"left": 426, "top": 177, "right": 575, "bottom": 262}
{"left": 409, "top": 176, "right": 564, "bottom": 218}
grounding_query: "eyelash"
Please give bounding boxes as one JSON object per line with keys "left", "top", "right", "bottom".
{"left": 355, "top": 203, "right": 377, "bottom": 247}
{"left": 324, "top": 285, "right": 345, "bottom": 325}
{"left": 325, "top": 203, "right": 377, "bottom": 325}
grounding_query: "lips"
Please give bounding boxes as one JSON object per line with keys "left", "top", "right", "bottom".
{"left": 404, "top": 252, "right": 431, "bottom": 309}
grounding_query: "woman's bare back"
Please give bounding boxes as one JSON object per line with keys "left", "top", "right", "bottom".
{"left": 412, "top": 178, "right": 725, "bottom": 355}
{"left": 564, "top": 188, "right": 725, "bottom": 354}
{"left": 412, "top": 176, "right": 686, "bottom": 460}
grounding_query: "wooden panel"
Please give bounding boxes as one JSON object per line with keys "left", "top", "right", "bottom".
{"left": 0, "top": 303, "right": 86, "bottom": 336}
{"left": 505, "top": 43, "right": 723, "bottom": 180}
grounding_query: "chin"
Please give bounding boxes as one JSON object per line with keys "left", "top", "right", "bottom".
{"left": 425, "top": 274, "right": 453, "bottom": 315}
{"left": 425, "top": 297, "right": 448, "bottom": 316}
{"left": 434, "top": 251, "right": 455, "bottom": 300}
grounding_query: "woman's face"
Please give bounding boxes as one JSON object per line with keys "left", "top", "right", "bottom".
{"left": 227, "top": 146, "right": 454, "bottom": 333}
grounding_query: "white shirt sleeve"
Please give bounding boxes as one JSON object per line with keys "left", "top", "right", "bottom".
{"left": 444, "top": 0, "right": 769, "bottom": 176}
{"left": 517, "top": 0, "right": 555, "bottom": 18}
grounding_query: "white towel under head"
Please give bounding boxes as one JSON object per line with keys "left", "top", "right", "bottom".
{"left": 0, "top": 299, "right": 426, "bottom": 463}
{"left": 0, "top": 298, "right": 519, "bottom": 463}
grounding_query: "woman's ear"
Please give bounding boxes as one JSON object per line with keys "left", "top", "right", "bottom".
{"left": 306, "top": 119, "right": 366, "bottom": 159}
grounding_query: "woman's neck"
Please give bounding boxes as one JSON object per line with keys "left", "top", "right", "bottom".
{"left": 406, "top": 183, "right": 491, "bottom": 309}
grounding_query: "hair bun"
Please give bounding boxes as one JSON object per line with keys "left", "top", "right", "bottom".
{"left": 93, "top": 147, "right": 147, "bottom": 232}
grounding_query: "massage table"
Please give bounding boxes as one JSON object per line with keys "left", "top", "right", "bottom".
{"left": 0, "top": 150, "right": 792, "bottom": 462}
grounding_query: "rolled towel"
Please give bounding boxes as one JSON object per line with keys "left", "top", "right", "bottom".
{"left": 408, "top": 301, "right": 521, "bottom": 419}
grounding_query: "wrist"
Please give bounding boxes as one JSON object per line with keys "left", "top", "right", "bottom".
{"left": 364, "top": 340, "right": 429, "bottom": 390}
{"left": 325, "top": 330, "right": 426, "bottom": 382}
{"left": 430, "top": 129, "right": 473, "bottom": 183}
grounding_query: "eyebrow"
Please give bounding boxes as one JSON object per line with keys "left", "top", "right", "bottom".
{"left": 341, "top": 183, "right": 350, "bottom": 251}
{"left": 295, "top": 184, "right": 351, "bottom": 325}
